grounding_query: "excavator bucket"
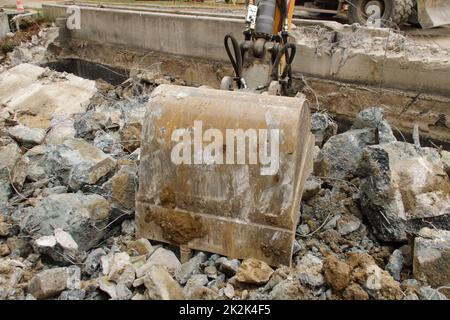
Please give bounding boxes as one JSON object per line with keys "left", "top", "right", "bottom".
{"left": 417, "top": 0, "right": 450, "bottom": 29}
{"left": 136, "top": 85, "right": 314, "bottom": 266}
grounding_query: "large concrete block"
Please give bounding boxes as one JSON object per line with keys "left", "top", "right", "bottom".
{"left": 413, "top": 228, "right": 450, "bottom": 289}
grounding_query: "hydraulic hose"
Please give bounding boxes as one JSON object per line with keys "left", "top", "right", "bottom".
{"left": 271, "top": 42, "right": 296, "bottom": 81}
{"left": 224, "top": 34, "right": 246, "bottom": 88}
{"left": 281, "top": 42, "right": 296, "bottom": 80}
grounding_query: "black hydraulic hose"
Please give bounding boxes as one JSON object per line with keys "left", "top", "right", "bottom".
{"left": 224, "top": 34, "right": 243, "bottom": 86}
{"left": 281, "top": 42, "right": 296, "bottom": 79}
{"left": 271, "top": 42, "right": 296, "bottom": 81}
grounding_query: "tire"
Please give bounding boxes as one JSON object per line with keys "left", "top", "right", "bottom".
{"left": 407, "top": 4, "right": 421, "bottom": 27}
{"left": 347, "top": 0, "right": 415, "bottom": 27}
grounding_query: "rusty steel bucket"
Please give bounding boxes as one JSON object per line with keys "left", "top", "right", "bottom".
{"left": 418, "top": 0, "right": 450, "bottom": 29}
{"left": 136, "top": 84, "right": 314, "bottom": 266}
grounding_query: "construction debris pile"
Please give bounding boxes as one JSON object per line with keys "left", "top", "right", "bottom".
{"left": 0, "top": 27, "right": 449, "bottom": 301}
{"left": 293, "top": 24, "right": 450, "bottom": 65}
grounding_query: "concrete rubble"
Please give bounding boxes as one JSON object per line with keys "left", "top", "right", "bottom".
{"left": 359, "top": 143, "right": 450, "bottom": 242}
{"left": 0, "top": 23, "right": 449, "bottom": 301}
{"left": 413, "top": 228, "right": 450, "bottom": 290}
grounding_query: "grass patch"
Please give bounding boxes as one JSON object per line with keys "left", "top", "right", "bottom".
{"left": 0, "top": 38, "right": 17, "bottom": 54}
{"left": 0, "top": 19, "right": 41, "bottom": 56}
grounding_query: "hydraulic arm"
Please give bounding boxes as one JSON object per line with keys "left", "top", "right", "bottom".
{"left": 221, "top": 0, "right": 297, "bottom": 95}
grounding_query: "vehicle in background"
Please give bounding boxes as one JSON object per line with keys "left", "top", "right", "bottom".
{"left": 294, "top": 0, "right": 450, "bottom": 29}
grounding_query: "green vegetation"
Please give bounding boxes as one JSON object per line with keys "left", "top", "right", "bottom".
{"left": 0, "top": 38, "right": 17, "bottom": 54}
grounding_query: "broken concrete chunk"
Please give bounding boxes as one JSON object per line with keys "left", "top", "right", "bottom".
{"left": 67, "top": 265, "right": 81, "bottom": 290}
{"left": 204, "top": 265, "right": 218, "bottom": 279}
{"left": 31, "top": 163, "right": 52, "bottom": 185}
{"left": 34, "top": 230, "right": 80, "bottom": 265}
{"left": 27, "top": 267, "right": 69, "bottom": 299}
{"left": 0, "top": 243, "right": 10, "bottom": 256}
{"left": 296, "top": 224, "right": 310, "bottom": 236}
{"left": 135, "top": 247, "right": 181, "bottom": 278}
{"left": 441, "top": 150, "right": 450, "bottom": 178}
{"left": 419, "top": 286, "right": 448, "bottom": 300}
{"left": 121, "top": 219, "right": 136, "bottom": 236}
{"left": 351, "top": 107, "right": 396, "bottom": 144}
{"left": 183, "top": 274, "right": 209, "bottom": 297}
{"left": 54, "top": 228, "right": 79, "bottom": 252}
{"left": 0, "top": 222, "right": 10, "bottom": 237}
{"left": 120, "top": 123, "right": 141, "bottom": 152}
{"left": 144, "top": 265, "right": 184, "bottom": 300}
{"left": 175, "top": 252, "right": 207, "bottom": 285}
{"left": 0, "top": 143, "right": 21, "bottom": 203}
{"left": 360, "top": 143, "right": 450, "bottom": 242}
{"left": 311, "top": 112, "right": 337, "bottom": 147}
{"left": 296, "top": 253, "right": 324, "bottom": 288}
{"left": 8, "top": 124, "right": 46, "bottom": 147}
{"left": 98, "top": 276, "right": 118, "bottom": 300}
{"left": 264, "top": 266, "right": 290, "bottom": 291}
{"left": 128, "top": 238, "right": 153, "bottom": 257}
{"left": 342, "top": 283, "right": 369, "bottom": 300}
{"left": 315, "top": 128, "right": 377, "bottom": 180}
{"left": 221, "top": 283, "right": 234, "bottom": 299}
{"left": 235, "top": 258, "right": 274, "bottom": 285}
{"left": 45, "top": 116, "right": 76, "bottom": 145}
{"left": 24, "top": 145, "right": 47, "bottom": 182}
{"left": 302, "top": 176, "right": 322, "bottom": 201}
{"left": 111, "top": 166, "right": 137, "bottom": 213}
{"left": 11, "top": 155, "right": 29, "bottom": 191}
{"left": 42, "top": 186, "right": 68, "bottom": 197}
{"left": 336, "top": 214, "right": 361, "bottom": 236}
{"left": 74, "top": 111, "right": 108, "bottom": 140}
{"left": 386, "top": 249, "right": 404, "bottom": 282}
{"left": 83, "top": 248, "right": 106, "bottom": 276}
{"left": 14, "top": 193, "right": 111, "bottom": 251}
{"left": 45, "top": 138, "right": 116, "bottom": 191}
{"left": 114, "top": 263, "right": 136, "bottom": 288}
{"left": 215, "top": 257, "right": 240, "bottom": 277}
{"left": 186, "top": 286, "right": 220, "bottom": 300}
{"left": 270, "top": 278, "right": 312, "bottom": 300}
{"left": 116, "top": 283, "right": 133, "bottom": 300}
{"left": 413, "top": 228, "right": 450, "bottom": 289}
{"left": 100, "top": 252, "right": 113, "bottom": 276}
{"left": 74, "top": 106, "right": 124, "bottom": 140}
{"left": 6, "top": 237, "right": 32, "bottom": 258}
{"left": 59, "top": 289, "right": 86, "bottom": 300}
{"left": 0, "top": 64, "right": 96, "bottom": 130}
{"left": 108, "top": 252, "right": 135, "bottom": 288}
{"left": 35, "top": 235, "right": 57, "bottom": 248}
{"left": 93, "top": 130, "right": 124, "bottom": 157}
{"left": 347, "top": 252, "right": 403, "bottom": 300}
{"left": 0, "top": 259, "right": 25, "bottom": 299}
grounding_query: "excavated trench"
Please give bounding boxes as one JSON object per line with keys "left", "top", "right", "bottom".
{"left": 42, "top": 59, "right": 128, "bottom": 86}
